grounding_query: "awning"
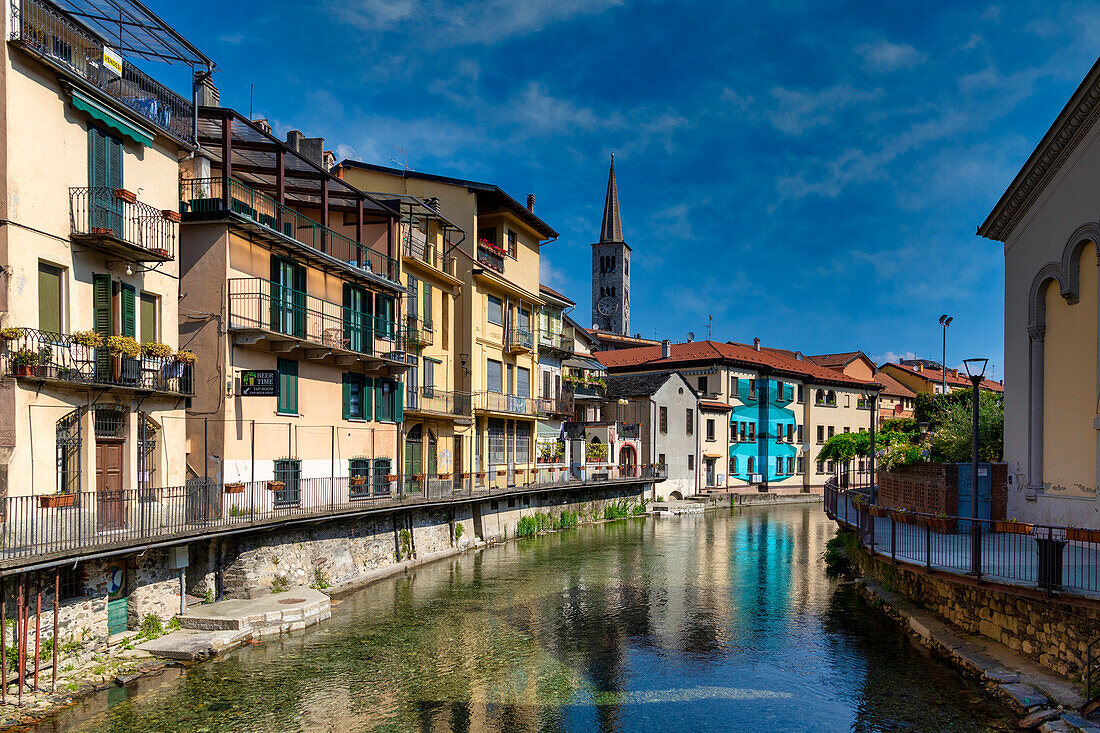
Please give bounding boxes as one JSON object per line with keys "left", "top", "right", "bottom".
{"left": 70, "top": 88, "right": 154, "bottom": 147}
{"left": 703, "top": 452, "right": 724, "bottom": 459}
{"left": 564, "top": 355, "right": 606, "bottom": 371}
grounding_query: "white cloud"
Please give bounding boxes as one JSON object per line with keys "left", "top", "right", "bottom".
{"left": 766, "top": 83, "right": 882, "bottom": 136}
{"left": 875, "top": 350, "right": 917, "bottom": 364}
{"left": 512, "top": 82, "right": 600, "bottom": 132}
{"left": 856, "top": 40, "right": 926, "bottom": 73}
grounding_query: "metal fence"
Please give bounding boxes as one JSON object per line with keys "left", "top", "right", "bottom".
{"left": 70, "top": 187, "right": 177, "bottom": 259}
{"left": 0, "top": 466, "right": 667, "bottom": 564}
{"left": 405, "top": 387, "right": 472, "bottom": 417}
{"left": 180, "top": 177, "right": 399, "bottom": 284}
{"left": 825, "top": 478, "right": 1100, "bottom": 597}
{"left": 474, "top": 391, "right": 541, "bottom": 416}
{"left": 11, "top": 0, "right": 193, "bottom": 141}
{"left": 402, "top": 241, "right": 456, "bottom": 277}
{"left": 1, "top": 327, "right": 193, "bottom": 396}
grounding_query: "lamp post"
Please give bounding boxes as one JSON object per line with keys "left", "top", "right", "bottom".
{"left": 868, "top": 390, "right": 877, "bottom": 504}
{"left": 963, "top": 357, "right": 988, "bottom": 576}
{"left": 939, "top": 315, "right": 953, "bottom": 394}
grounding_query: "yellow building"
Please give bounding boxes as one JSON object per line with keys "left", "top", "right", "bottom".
{"left": 0, "top": 0, "right": 211, "bottom": 502}
{"left": 178, "top": 109, "right": 408, "bottom": 507}
{"left": 335, "top": 162, "right": 559, "bottom": 490}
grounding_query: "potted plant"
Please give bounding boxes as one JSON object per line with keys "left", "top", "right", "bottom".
{"left": 10, "top": 347, "right": 42, "bottom": 377}
{"left": 461, "top": 472, "right": 471, "bottom": 479}
{"left": 994, "top": 519, "right": 1033, "bottom": 535}
{"left": 174, "top": 350, "right": 197, "bottom": 365}
{"left": 140, "top": 341, "right": 173, "bottom": 359}
{"left": 90, "top": 226, "right": 115, "bottom": 237}
{"left": 105, "top": 335, "right": 140, "bottom": 359}
{"left": 114, "top": 188, "right": 137, "bottom": 204}
{"left": 39, "top": 493, "right": 75, "bottom": 508}
{"left": 0, "top": 328, "right": 20, "bottom": 342}
{"left": 224, "top": 482, "right": 245, "bottom": 494}
{"left": 890, "top": 508, "right": 914, "bottom": 524}
{"left": 868, "top": 504, "right": 891, "bottom": 518}
{"left": 72, "top": 330, "right": 103, "bottom": 349}
{"left": 924, "top": 514, "right": 956, "bottom": 534}
{"left": 438, "top": 473, "right": 451, "bottom": 480}
{"left": 1067, "top": 527, "right": 1100, "bottom": 543}
{"left": 496, "top": 469, "right": 506, "bottom": 477}
{"left": 349, "top": 475, "right": 367, "bottom": 487}
{"left": 267, "top": 480, "right": 285, "bottom": 491}
{"left": 386, "top": 474, "right": 398, "bottom": 482}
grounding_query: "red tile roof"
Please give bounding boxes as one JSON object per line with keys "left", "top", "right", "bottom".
{"left": 881, "top": 362, "right": 1004, "bottom": 393}
{"left": 596, "top": 340, "right": 879, "bottom": 389}
{"left": 538, "top": 283, "right": 575, "bottom": 306}
{"left": 808, "top": 351, "right": 868, "bottom": 369}
{"left": 873, "top": 370, "right": 916, "bottom": 398}
{"left": 698, "top": 400, "right": 733, "bottom": 412}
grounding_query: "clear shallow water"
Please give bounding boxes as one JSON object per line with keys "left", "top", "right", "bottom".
{"left": 37, "top": 505, "right": 1015, "bottom": 732}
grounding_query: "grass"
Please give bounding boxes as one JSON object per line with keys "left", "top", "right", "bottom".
{"left": 271, "top": 575, "right": 289, "bottom": 593}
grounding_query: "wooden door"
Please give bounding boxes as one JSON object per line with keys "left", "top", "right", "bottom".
{"left": 452, "top": 440, "right": 462, "bottom": 494}
{"left": 96, "top": 440, "right": 127, "bottom": 531}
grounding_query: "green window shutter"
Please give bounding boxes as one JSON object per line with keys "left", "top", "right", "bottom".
{"left": 139, "top": 292, "right": 156, "bottom": 343}
{"left": 278, "top": 358, "right": 298, "bottom": 414}
{"left": 423, "top": 282, "right": 432, "bottom": 327}
{"left": 120, "top": 284, "right": 136, "bottom": 338}
{"left": 38, "top": 262, "right": 62, "bottom": 333}
{"left": 342, "top": 373, "right": 352, "bottom": 420}
{"left": 393, "top": 381, "right": 403, "bottom": 423}
{"left": 107, "top": 134, "right": 122, "bottom": 190}
{"left": 364, "top": 377, "right": 374, "bottom": 420}
{"left": 92, "top": 273, "right": 112, "bottom": 336}
{"left": 374, "top": 378, "right": 384, "bottom": 421}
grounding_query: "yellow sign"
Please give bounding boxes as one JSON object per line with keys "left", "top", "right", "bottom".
{"left": 103, "top": 46, "right": 123, "bottom": 76}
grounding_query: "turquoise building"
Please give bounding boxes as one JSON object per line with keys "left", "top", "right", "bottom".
{"left": 728, "top": 377, "right": 798, "bottom": 485}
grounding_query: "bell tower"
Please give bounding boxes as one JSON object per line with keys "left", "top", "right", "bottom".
{"left": 591, "top": 155, "right": 630, "bottom": 335}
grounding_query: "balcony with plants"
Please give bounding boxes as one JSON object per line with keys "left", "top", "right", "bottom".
{"left": 180, "top": 177, "right": 399, "bottom": 286}
{"left": 0, "top": 327, "right": 193, "bottom": 396}
{"left": 476, "top": 238, "right": 506, "bottom": 274}
{"left": 227, "top": 278, "right": 411, "bottom": 366}
{"left": 564, "top": 371, "right": 606, "bottom": 398}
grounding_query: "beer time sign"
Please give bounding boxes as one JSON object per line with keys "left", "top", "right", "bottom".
{"left": 241, "top": 370, "right": 279, "bottom": 397}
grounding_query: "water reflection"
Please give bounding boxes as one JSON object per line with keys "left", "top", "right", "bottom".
{"left": 35, "top": 505, "right": 1014, "bottom": 733}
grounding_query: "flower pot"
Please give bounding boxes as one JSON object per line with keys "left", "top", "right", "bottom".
{"left": 1067, "top": 527, "right": 1100, "bottom": 544}
{"left": 868, "top": 505, "right": 891, "bottom": 518}
{"left": 224, "top": 483, "right": 245, "bottom": 494}
{"left": 923, "top": 516, "right": 956, "bottom": 534}
{"left": 90, "top": 227, "right": 115, "bottom": 237}
{"left": 438, "top": 473, "right": 451, "bottom": 480}
{"left": 149, "top": 248, "right": 171, "bottom": 259}
{"left": 161, "top": 209, "right": 182, "bottom": 223}
{"left": 995, "top": 520, "right": 1033, "bottom": 535}
{"left": 496, "top": 470, "right": 505, "bottom": 477}
{"left": 890, "top": 510, "right": 914, "bottom": 524}
{"left": 39, "top": 493, "right": 74, "bottom": 508}
{"left": 349, "top": 476, "right": 367, "bottom": 487}
{"left": 266, "top": 480, "right": 285, "bottom": 491}
{"left": 461, "top": 473, "right": 471, "bottom": 479}
{"left": 385, "top": 474, "right": 397, "bottom": 482}
{"left": 12, "top": 365, "right": 35, "bottom": 378}
{"left": 114, "top": 188, "right": 137, "bottom": 204}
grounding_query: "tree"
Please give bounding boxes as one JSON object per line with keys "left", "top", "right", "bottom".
{"left": 925, "top": 391, "right": 1003, "bottom": 462}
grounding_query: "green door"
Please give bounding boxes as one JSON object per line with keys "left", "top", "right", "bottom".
{"left": 88, "top": 127, "right": 123, "bottom": 235}
{"left": 343, "top": 284, "right": 371, "bottom": 353}
{"left": 270, "top": 257, "right": 305, "bottom": 338}
{"left": 107, "top": 597, "right": 127, "bottom": 635}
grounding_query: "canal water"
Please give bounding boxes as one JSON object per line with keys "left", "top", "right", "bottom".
{"left": 36, "top": 504, "right": 1016, "bottom": 732}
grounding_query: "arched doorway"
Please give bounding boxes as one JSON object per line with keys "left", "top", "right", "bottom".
{"left": 618, "top": 444, "right": 637, "bottom": 477}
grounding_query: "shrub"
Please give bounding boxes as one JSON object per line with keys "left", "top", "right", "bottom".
{"left": 603, "top": 498, "right": 633, "bottom": 520}
{"left": 71, "top": 330, "right": 103, "bottom": 348}
{"left": 558, "top": 510, "right": 578, "bottom": 529}
{"left": 174, "top": 350, "right": 197, "bottom": 365}
{"left": 925, "top": 391, "right": 1004, "bottom": 462}
{"left": 270, "top": 575, "right": 288, "bottom": 593}
{"left": 137, "top": 614, "right": 163, "bottom": 640}
{"left": 823, "top": 535, "right": 852, "bottom": 578}
{"left": 454, "top": 522, "right": 465, "bottom": 541}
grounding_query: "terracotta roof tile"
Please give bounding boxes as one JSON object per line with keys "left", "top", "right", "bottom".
{"left": 873, "top": 371, "right": 916, "bottom": 398}
{"left": 538, "top": 283, "right": 575, "bottom": 305}
{"left": 881, "top": 362, "right": 1004, "bottom": 392}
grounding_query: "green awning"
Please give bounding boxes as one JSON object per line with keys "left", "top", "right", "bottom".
{"left": 69, "top": 89, "right": 154, "bottom": 148}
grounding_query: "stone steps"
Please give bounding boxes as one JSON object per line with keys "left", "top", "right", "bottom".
{"left": 175, "top": 587, "right": 331, "bottom": 637}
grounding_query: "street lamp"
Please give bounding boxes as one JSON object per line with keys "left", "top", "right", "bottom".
{"left": 963, "top": 357, "right": 988, "bottom": 575}
{"left": 939, "top": 315, "right": 953, "bottom": 394}
{"left": 867, "top": 389, "right": 877, "bottom": 504}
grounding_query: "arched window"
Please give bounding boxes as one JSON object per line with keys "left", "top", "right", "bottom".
{"left": 731, "top": 455, "right": 738, "bottom": 474}
{"left": 56, "top": 408, "right": 83, "bottom": 495}
{"left": 827, "top": 390, "right": 836, "bottom": 405}
{"left": 747, "top": 456, "right": 755, "bottom": 474}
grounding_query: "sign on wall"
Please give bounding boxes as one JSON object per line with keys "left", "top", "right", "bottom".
{"left": 240, "top": 370, "right": 279, "bottom": 397}
{"left": 102, "top": 46, "right": 123, "bottom": 76}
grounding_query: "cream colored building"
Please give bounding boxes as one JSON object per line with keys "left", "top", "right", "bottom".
{"left": 0, "top": 0, "right": 211, "bottom": 502}
{"left": 978, "top": 56, "right": 1100, "bottom": 527}
{"left": 179, "top": 108, "right": 408, "bottom": 507}
{"left": 335, "top": 161, "right": 559, "bottom": 490}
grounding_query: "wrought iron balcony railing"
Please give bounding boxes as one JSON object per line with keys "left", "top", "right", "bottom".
{"left": 507, "top": 326, "right": 533, "bottom": 353}
{"left": 1, "top": 327, "right": 193, "bottom": 396}
{"left": 539, "top": 396, "right": 574, "bottom": 416}
{"left": 70, "top": 187, "right": 177, "bottom": 261}
{"left": 403, "top": 242, "right": 457, "bottom": 278}
{"left": 11, "top": 0, "right": 194, "bottom": 141}
{"left": 181, "top": 177, "right": 399, "bottom": 285}
{"left": 474, "top": 391, "right": 540, "bottom": 416}
{"left": 228, "top": 278, "right": 408, "bottom": 361}
{"left": 405, "top": 387, "right": 472, "bottom": 417}
{"left": 476, "top": 241, "right": 505, "bottom": 273}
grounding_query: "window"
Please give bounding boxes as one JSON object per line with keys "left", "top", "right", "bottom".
{"left": 697, "top": 376, "right": 707, "bottom": 393}
{"left": 515, "top": 422, "right": 531, "bottom": 464}
{"left": 375, "top": 293, "right": 396, "bottom": 339}
{"left": 817, "top": 425, "right": 824, "bottom": 444}
{"left": 659, "top": 406, "right": 668, "bottom": 433}
{"left": 706, "top": 419, "right": 715, "bottom": 441}
{"left": 488, "top": 418, "right": 505, "bottom": 465}
{"left": 748, "top": 379, "right": 757, "bottom": 399}
{"left": 59, "top": 566, "right": 83, "bottom": 600}
{"left": 506, "top": 230, "right": 517, "bottom": 258}
{"left": 844, "top": 426, "right": 850, "bottom": 433}
{"left": 406, "top": 274, "right": 419, "bottom": 319}
{"left": 817, "top": 461, "right": 825, "bottom": 474}
{"left": 797, "top": 384, "right": 805, "bottom": 403}
{"left": 56, "top": 408, "right": 82, "bottom": 495}
{"left": 372, "top": 458, "right": 391, "bottom": 496}
{"left": 88, "top": 126, "right": 123, "bottom": 233}
{"left": 786, "top": 424, "right": 793, "bottom": 442}
{"left": 343, "top": 284, "right": 372, "bottom": 352}
{"left": 747, "top": 457, "right": 755, "bottom": 474}
{"left": 688, "top": 454, "right": 695, "bottom": 471}
{"left": 731, "top": 456, "right": 738, "bottom": 474}
{"left": 658, "top": 453, "right": 666, "bottom": 466}
{"left": 517, "top": 367, "right": 530, "bottom": 397}
{"left": 828, "top": 426, "right": 835, "bottom": 439}
{"left": 787, "top": 456, "right": 794, "bottom": 474}
{"left": 375, "top": 378, "right": 402, "bottom": 422}
{"left": 797, "top": 456, "right": 805, "bottom": 474}
{"left": 139, "top": 292, "right": 158, "bottom": 343}
{"left": 342, "top": 373, "right": 370, "bottom": 420}
{"left": 776, "top": 457, "right": 782, "bottom": 474}
{"left": 487, "top": 295, "right": 503, "bottom": 326}
{"left": 38, "top": 262, "right": 63, "bottom": 333}
{"left": 349, "top": 458, "right": 371, "bottom": 497}
{"left": 775, "top": 423, "right": 782, "bottom": 443}
{"left": 747, "top": 423, "right": 755, "bottom": 441}
{"left": 797, "top": 424, "right": 804, "bottom": 443}
{"left": 506, "top": 364, "right": 514, "bottom": 394}
{"left": 739, "top": 421, "right": 746, "bottom": 441}
{"left": 686, "top": 409, "right": 693, "bottom": 435}
{"left": 277, "top": 359, "right": 298, "bottom": 415}
{"left": 273, "top": 458, "right": 302, "bottom": 506}
{"left": 730, "top": 376, "right": 739, "bottom": 396}
{"left": 120, "top": 284, "right": 136, "bottom": 337}
{"left": 478, "top": 227, "right": 497, "bottom": 245}
{"left": 487, "top": 359, "right": 503, "bottom": 393}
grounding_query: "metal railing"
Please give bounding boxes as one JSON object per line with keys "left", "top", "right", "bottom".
{"left": 180, "top": 178, "right": 399, "bottom": 284}
{"left": 474, "top": 391, "right": 540, "bottom": 415}
{"left": 539, "top": 396, "right": 574, "bottom": 416}
{"left": 476, "top": 242, "right": 505, "bottom": 273}
{"left": 227, "top": 278, "right": 405, "bottom": 358}
{"left": 825, "top": 477, "right": 1100, "bottom": 597}
{"left": 403, "top": 241, "right": 457, "bottom": 277}
{"left": 0, "top": 465, "right": 667, "bottom": 565}
{"left": 70, "top": 187, "right": 177, "bottom": 259}
{"left": 405, "top": 386, "right": 472, "bottom": 417}
{"left": 11, "top": 0, "right": 193, "bottom": 141}
{"left": 1, "top": 327, "right": 193, "bottom": 395}
{"left": 538, "top": 330, "right": 573, "bottom": 354}
{"left": 507, "top": 327, "right": 533, "bottom": 352}
{"left": 405, "top": 316, "right": 433, "bottom": 345}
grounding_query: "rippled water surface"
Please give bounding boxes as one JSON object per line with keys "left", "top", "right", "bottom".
{"left": 38, "top": 504, "right": 1015, "bottom": 732}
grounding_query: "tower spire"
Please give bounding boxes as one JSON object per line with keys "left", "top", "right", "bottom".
{"left": 599, "top": 153, "right": 623, "bottom": 243}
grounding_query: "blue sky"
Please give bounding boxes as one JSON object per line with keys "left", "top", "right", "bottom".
{"left": 163, "top": 0, "right": 1100, "bottom": 380}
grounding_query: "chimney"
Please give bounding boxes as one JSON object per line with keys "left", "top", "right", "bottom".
{"left": 526, "top": 194, "right": 535, "bottom": 212}
{"left": 322, "top": 150, "right": 335, "bottom": 171}
{"left": 286, "top": 130, "right": 303, "bottom": 151}
{"left": 285, "top": 131, "right": 325, "bottom": 166}
{"left": 661, "top": 339, "right": 671, "bottom": 358}
{"left": 254, "top": 118, "right": 272, "bottom": 134}
{"left": 194, "top": 72, "right": 219, "bottom": 107}
{"left": 952, "top": 369, "right": 959, "bottom": 379}
{"left": 916, "top": 364, "right": 923, "bottom": 373}
{"left": 753, "top": 338, "right": 761, "bottom": 351}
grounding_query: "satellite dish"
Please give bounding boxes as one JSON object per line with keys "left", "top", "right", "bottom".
{"left": 686, "top": 331, "right": 695, "bottom": 343}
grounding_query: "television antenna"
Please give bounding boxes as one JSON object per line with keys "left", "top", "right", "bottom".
{"left": 706, "top": 315, "right": 712, "bottom": 341}
{"left": 390, "top": 145, "right": 412, "bottom": 172}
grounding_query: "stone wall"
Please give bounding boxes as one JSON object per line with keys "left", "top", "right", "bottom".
{"left": 878, "top": 462, "right": 1007, "bottom": 519}
{"left": 849, "top": 529, "right": 1099, "bottom": 679}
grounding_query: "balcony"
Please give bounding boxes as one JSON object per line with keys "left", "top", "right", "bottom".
{"left": 405, "top": 387, "right": 472, "bottom": 418}
{"left": 402, "top": 242, "right": 459, "bottom": 281}
{"left": 180, "top": 177, "right": 399, "bottom": 286}
{"left": 227, "top": 278, "right": 411, "bottom": 367}
{"left": 538, "top": 329, "right": 573, "bottom": 356}
{"left": 70, "top": 187, "right": 176, "bottom": 262}
{"left": 11, "top": 0, "right": 194, "bottom": 142}
{"left": 474, "top": 391, "right": 540, "bottom": 416}
{"left": 405, "top": 316, "right": 434, "bottom": 346}
{"left": 506, "top": 326, "right": 533, "bottom": 354}
{"left": 539, "top": 396, "right": 574, "bottom": 417}
{"left": 1, "top": 327, "right": 193, "bottom": 396}
{"left": 477, "top": 240, "right": 505, "bottom": 273}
